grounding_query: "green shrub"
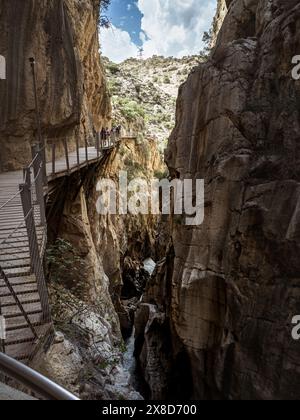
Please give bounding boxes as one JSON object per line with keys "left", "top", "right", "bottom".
{"left": 118, "top": 98, "right": 145, "bottom": 122}
{"left": 154, "top": 168, "right": 169, "bottom": 180}
{"left": 46, "top": 238, "right": 86, "bottom": 296}
{"left": 124, "top": 158, "right": 145, "bottom": 181}
{"left": 108, "top": 79, "right": 121, "bottom": 95}
{"left": 108, "top": 62, "right": 120, "bottom": 75}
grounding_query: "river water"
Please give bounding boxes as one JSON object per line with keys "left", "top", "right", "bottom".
{"left": 123, "top": 328, "right": 139, "bottom": 390}
{"left": 122, "top": 258, "right": 156, "bottom": 397}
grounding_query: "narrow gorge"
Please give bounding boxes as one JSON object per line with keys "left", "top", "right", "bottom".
{"left": 0, "top": 0, "right": 300, "bottom": 402}
{"left": 135, "top": 0, "right": 300, "bottom": 400}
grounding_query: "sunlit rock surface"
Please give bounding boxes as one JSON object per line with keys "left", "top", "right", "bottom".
{"left": 136, "top": 0, "right": 300, "bottom": 400}
{"left": 0, "top": 0, "right": 111, "bottom": 171}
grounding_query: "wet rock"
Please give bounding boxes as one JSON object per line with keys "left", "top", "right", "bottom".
{"left": 36, "top": 293, "right": 143, "bottom": 400}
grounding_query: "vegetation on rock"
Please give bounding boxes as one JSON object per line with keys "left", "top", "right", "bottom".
{"left": 102, "top": 55, "right": 203, "bottom": 150}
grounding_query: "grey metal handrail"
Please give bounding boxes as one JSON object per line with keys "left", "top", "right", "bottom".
{"left": 0, "top": 352, "right": 79, "bottom": 400}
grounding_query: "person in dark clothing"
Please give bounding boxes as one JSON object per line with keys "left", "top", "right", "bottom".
{"left": 105, "top": 128, "right": 110, "bottom": 147}
{"left": 100, "top": 127, "right": 106, "bottom": 140}
{"left": 116, "top": 125, "right": 121, "bottom": 137}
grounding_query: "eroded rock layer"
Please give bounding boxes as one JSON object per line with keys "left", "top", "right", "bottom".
{"left": 136, "top": 0, "right": 300, "bottom": 400}
{"left": 0, "top": 0, "right": 111, "bottom": 171}
{"left": 38, "top": 137, "right": 163, "bottom": 399}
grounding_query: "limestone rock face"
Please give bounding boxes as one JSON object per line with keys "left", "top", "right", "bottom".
{"left": 0, "top": 0, "right": 111, "bottom": 171}
{"left": 136, "top": 0, "right": 300, "bottom": 400}
{"left": 104, "top": 55, "right": 202, "bottom": 145}
{"left": 210, "top": 0, "right": 228, "bottom": 49}
{"left": 42, "top": 137, "right": 163, "bottom": 399}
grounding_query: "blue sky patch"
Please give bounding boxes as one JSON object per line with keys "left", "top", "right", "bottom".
{"left": 106, "top": 0, "right": 144, "bottom": 46}
{"left": 101, "top": 0, "right": 217, "bottom": 63}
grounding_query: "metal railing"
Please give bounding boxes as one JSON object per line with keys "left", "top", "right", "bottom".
{"left": 98, "top": 131, "right": 119, "bottom": 151}
{"left": 0, "top": 133, "right": 121, "bottom": 360}
{"left": 0, "top": 265, "right": 38, "bottom": 345}
{"left": 0, "top": 158, "right": 44, "bottom": 353}
{"left": 0, "top": 352, "right": 79, "bottom": 400}
{"left": 19, "top": 146, "right": 50, "bottom": 321}
{"left": 0, "top": 132, "right": 122, "bottom": 360}
{"left": 0, "top": 57, "right": 124, "bottom": 370}
{"left": 48, "top": 132, "right": 120, "bottom": 177}
{"left": 0, "top": 143, "right": 52, "bottom": 362}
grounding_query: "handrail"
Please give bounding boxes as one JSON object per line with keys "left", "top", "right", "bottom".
{"left": 0, "top": 189, "right": 23, "bottom": 212}
{"left": 0, "top": 265, "right": 38, "bottom": 339}
{"left": 0, "top": 352, "right": 79, "bottom": 400}
{"left": 0, "top": 134, "right": 122, "bottom": 367}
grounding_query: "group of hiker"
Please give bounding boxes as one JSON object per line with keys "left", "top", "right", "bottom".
{"left": 100, "top": 125, "right": 122, "bottom": 141}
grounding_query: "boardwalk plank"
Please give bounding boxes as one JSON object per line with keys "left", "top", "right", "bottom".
{"left": 0, "top": 142, "right": 117, "bottom": 362}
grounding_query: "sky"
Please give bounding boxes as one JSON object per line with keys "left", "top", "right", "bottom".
{"left": 100, "top": 0, "right": 217, "bottom": 63}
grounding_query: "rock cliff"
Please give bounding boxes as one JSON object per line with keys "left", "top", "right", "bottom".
{"left": 104, "top": 56, "right": 201, "bottom": 147}
{"left": 210, "top": 0, "right": 228, "bottom": 49}
{"left": 136, "top": 0, "right": 300, "bottom": 400}
{"left": 0, "top": 0, "right": 111, "bottom": 171}
{"left": 36, "top": 136, "right": 163, "bottom": 399}
{"left": 0, "top": 0, "right": 166, "bottom": 400}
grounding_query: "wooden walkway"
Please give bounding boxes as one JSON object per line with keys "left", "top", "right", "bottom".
{"left": 0, "top": 141, "right": 116, "bottom": 362}
{"left": 0, "top": 168, "right": 45, "bottom": 362}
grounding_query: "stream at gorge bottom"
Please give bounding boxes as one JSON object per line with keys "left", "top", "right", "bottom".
{"left": 120, "top": 258, "right": 156, "bottom": 400}
{"left": 123, "top": 328, "right": 147, "bottom": 398}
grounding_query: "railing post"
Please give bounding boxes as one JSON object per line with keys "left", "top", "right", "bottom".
{"left": 32, "top": 142, "right": 47, "bottom": 186}
{"left": 24, "top": 166, "right": 31, "bottom": 189}
{"left": 34, "top": 164, "right": 46, "bottom": 228}
{"left": 96, "top": 133, "right": 100, "bottom": 158}
{"left": 19, "top": 183, "right": 51, "bottom": 321}
{"left": 31, "top": 145, "right": 46, "bottom": 226}
{"left": 30, "top": 144, "right": 40, "bottom": 175}
{"left": 63, "top": 139, "right": 70, "bottom": 173}
{"left": 29, "top": 58, "right": 47, "bottom": 185}
{"left": 85, "top": 137, "right": 88, "bottom": 162}
{"left": 0, "top": 303, "right": 6, "bottom": 354}
{"left": 76, "top": 137, "right": 80, "bottom": 167}
{"left": 52, "top": 143, "right": 56, "bottom": 175}
{"left": 19, "top": 183, "right": 33, "bottom": 273}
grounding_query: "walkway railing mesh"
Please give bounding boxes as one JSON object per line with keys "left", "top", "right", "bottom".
{"left": 0, "top": 132, "right": 123, "bottom": 361}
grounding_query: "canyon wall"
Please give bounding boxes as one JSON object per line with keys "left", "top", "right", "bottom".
{"left": 36, "top": 137, "right": 163, "bottom": 399}
{"left": 210, "top": 0, "right": 227, "bottom": 49}
{"left": 136, "top": 0, "right": 300, "bottom": 400}
{"left": 0, "top": 0, "right": 153, "bottom": 399}
{"left": 0, "top": 0, "right": 111, "bottom": 171}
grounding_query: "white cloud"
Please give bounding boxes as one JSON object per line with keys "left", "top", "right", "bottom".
{"left": 137, "top": 0, "right": 217, "bottom": 58}
{"left": 100, "top": 0, "right": 217, "bottom": 62}
{"left": 100, "top": 25, "right": 138, "bottom": 63}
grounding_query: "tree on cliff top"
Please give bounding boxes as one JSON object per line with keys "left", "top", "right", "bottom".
{"left": 99, "top": 0, "right": 111, "bottom": 28}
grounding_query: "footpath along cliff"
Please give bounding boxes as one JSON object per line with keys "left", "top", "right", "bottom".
{"left": 0, "top": 0, "right": 111, "bottom": 171}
